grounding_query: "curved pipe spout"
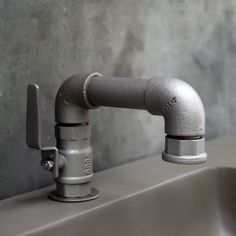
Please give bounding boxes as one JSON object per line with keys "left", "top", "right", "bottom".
{"left": 56, "top": 74, "right": 205, "bottom": 138}
{"left": 145, "top": 77, "right": 205, "bottom": 137}
{"left": 55, "top": 73, "right": 207, "bottom": 166}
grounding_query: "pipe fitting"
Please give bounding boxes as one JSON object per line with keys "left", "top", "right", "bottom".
{"left": 144, "top": 77, "right": 206, "bottom": 164}
{"left": 162, "top": 135, "right": 207, "bottom": 164}
{"left": 144, "top": 77, "right": 205, "bottom": 137}
{"left": 56, "top": 74, "right": 207, "bottom": 165}
{"left": 55, "top": 73, "right": 101, "bottom": 124}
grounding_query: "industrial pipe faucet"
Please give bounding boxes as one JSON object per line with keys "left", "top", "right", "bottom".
{"left": 26, "top": 73, "right": 207, "bottom": 202}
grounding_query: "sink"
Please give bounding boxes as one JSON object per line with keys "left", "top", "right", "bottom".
{"left": 33, "top": 167, "right": 236, "bottom": 236}
{"left": 0, "top": 137, "right": 235, "bottom": 236}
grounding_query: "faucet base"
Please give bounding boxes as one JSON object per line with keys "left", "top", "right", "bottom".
{"left": 162, "top": 136, "right": 207, "bottom": 164}
{"left": 48, "top": 188, "right": 100, "bottom": 203}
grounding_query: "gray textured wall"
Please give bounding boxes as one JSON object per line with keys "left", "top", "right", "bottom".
{"left": 0, "top": 0, "right": 236, "bottom": 199}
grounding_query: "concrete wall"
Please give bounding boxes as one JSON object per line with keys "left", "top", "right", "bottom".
{"left": 0, "top": 0, "right": 236, "bottom": 199}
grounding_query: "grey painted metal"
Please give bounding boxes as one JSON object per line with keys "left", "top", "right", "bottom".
{"left": 162, "top": 136, "right": 207, "bottom": 164}
{"left": 56, "top": 75, "right": 205, "bottom": 137}
{"left": 86, "top": 75, "right": 207, "bottom": 164}
{"left": 82, "top": 72, "right": 103, "bottom": 109}
{"left": 26, "top": 84, "right": 100, "bottom": 202}
{"left": 26, "top": 84, "right": 42, "bottom": 149}
{"left": 87, "top": 76, "right": 148, "bottom": 110}
{"left": 54, "top": 123, "right": 99, "bottom": 202}
{"left": 27, "top": 72, "right": 207, "bottom": 202}
{"left": 144, "top": 77, "right": 205, "bottom": 136}
{"left": 55, "top": 73, "right": 101, "bottom": 124}
{"left": 27, "top": 84, "right": 61, "bottom": 179}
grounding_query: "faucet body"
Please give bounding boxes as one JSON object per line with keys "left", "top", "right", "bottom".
{"left": 27, "top": 73, "right": 207, "bottom": 202}
{"left": 56, "top": 73, "right": 205, "bottom": 136}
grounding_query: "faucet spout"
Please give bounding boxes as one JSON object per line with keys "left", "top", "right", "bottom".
{"left": 52, "top": 73, "right": 207, "bottom": 201}
{"left": 56, "top": 74, "right": 206, "bottom": 163}
{"left": 144, "top": 77, "right": 206, "bottom": 164}
{"left": 56, "top": 75, "right": 205, "bottom": 136}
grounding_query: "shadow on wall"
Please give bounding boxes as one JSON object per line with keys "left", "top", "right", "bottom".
{"left": 192, "top": 7, "right": 236, "bottom": 138}
{"left": 113, "top": 30, "right": 144, "bottom": 77}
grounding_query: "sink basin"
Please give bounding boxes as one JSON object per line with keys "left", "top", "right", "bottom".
{"left": 0, "top": 137, "right": 235, "bottom": 236}
{"left": 33, "top": 167, "right": 236, "bottom": 236}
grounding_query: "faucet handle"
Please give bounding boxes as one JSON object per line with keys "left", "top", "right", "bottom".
{"left": 26, "top": 84, "right": 59, "bottom": 178}
{"left": 26, "top": 84, "right": 42, "bottom": 149}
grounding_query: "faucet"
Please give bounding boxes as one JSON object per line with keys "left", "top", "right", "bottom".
{"left": 26, "top": 72, "right": 207, "bottom": 202}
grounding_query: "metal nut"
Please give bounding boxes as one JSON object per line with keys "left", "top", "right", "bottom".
{"left": 41, "top": 160, "right": 54, "bottom": 171}
{"left": 162, "top": 136, "right": 207, "bottom": 164}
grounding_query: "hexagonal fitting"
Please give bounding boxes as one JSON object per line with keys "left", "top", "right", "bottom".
{"left": 162, "top": 136, "right": 207, "bottom": 164}
{"left": 41, "top": 160, "right": 54, "bottom": 171}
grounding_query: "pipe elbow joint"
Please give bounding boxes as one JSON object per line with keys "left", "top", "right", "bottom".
{"left": 145, "top": 77, "right": 207, "bottom": 164}
{"left": 145, "top": 77, "right": 205, "bottom": 137}
{"left": 55, "top": 73, "right": 101, "bottom": 124}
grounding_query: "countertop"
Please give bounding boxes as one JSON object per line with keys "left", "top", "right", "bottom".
{"left": 0, "top": 136, "right": 235, "bottom": 236}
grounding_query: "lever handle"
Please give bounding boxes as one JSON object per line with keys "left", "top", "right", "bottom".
{"left": 26, "top": 84, "right": 42, "bottom": 149}
{"left": 26, "top": 84, "right": 59, "bottom": 178}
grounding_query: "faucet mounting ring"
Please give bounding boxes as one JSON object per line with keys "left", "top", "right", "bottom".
{"left": 48, "top": 188, "right": 100, "bottom": 203}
